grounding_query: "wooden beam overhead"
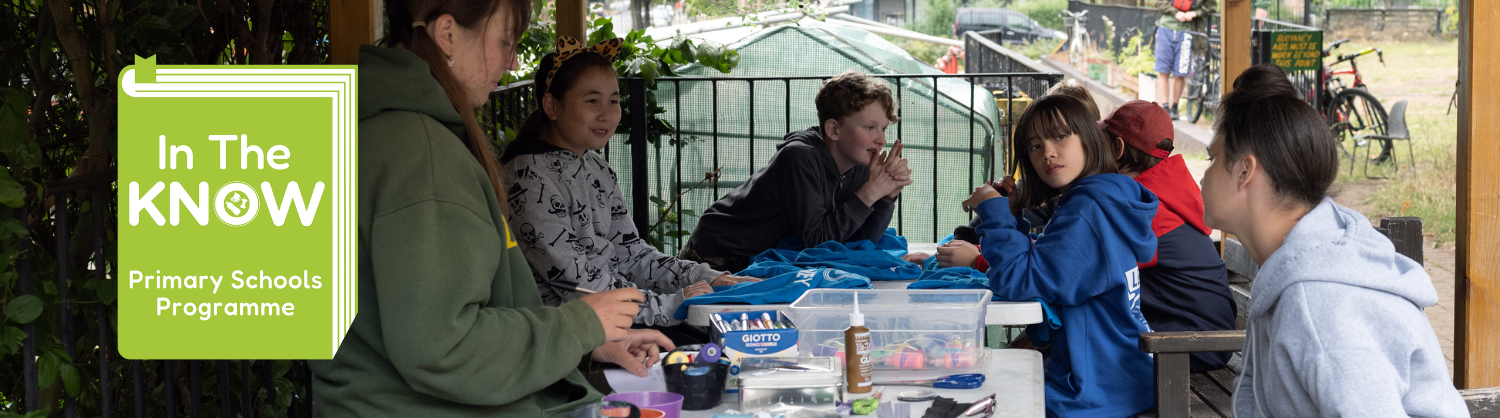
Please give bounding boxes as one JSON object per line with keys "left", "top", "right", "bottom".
{"left": 556, "top": 0, "right": 587, "bottom": 40}
{"left": 1457, "top": 0, "right": 1500, "bottom": 390}
{"left": 1221, "top": 0, "right": 1251, "bottom": 95}
{"left": 330, "top": 0, "right": 375, "bottom": 65}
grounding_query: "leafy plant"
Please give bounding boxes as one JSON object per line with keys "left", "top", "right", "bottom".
{"left": 645, "top": 167, "right": 722, "bottom": 251}
{"left": 914, "top": 0, "right": 958, "bottom": 37}
{"left": 1117, "top": 29, "right": 1156, "bottom": 76}
{"left": 2, "top": 0, "right": 324, "bottom": 415}
{"left": 503, "top": 11, "right": 740, "bottom": 148}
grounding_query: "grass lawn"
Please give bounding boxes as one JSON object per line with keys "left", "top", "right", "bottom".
{"left": 1328, "top": 38, "right": 1458, "bottom": 244}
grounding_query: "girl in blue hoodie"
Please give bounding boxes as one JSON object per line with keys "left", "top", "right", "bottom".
{"left": 1203, "top": 64, "right": 1464, "bottom": 417}
{"left": 962, "top": 95, "right": 1160, "bottom": 417}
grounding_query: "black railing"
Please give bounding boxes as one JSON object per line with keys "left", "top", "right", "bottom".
{"left": 1067, "top": 0, "right": 1163, "bottom": 58}
{"left": 490, "top": 70, "right": 1060, "bottom": 253}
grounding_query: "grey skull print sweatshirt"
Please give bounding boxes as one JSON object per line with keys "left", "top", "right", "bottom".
{"left": 500, "top": 136, "right": 724, "bottom": 326}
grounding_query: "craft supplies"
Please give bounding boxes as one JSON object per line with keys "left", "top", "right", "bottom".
{"left": 601, "top": 392, "right": 684, "bottom": 418}
{"left": 845, "top": 293, "right": 872, "bottom": 394}
{"left": 850, "top": 395, "right": 880, "bottom": 415}
{"left": 877, "top": 401, "right": 912, "bottom": 418}
{"left": 789, "top": 289, "right": 989, "bottom": 370}
{"left": 548, "top": 280, "right": 648, "bottom": 308}
{"left": 872, "top": 374, "right": 985, "bottom": 389}
{"left": 896, "top": 390, "right": 938, "bottom": 402}
{"left": 596, "top": 401, "right": 641, "bottom": 418}
{"left": 709, "top": 310, "right": 799, "bottom": 392}
{"left": 666, "top": 351, "right": 693, "bottom": 366}
{"left": 737, "top": 356, "right": 843, "bottom": 411}
{"left": 698, "top": 343, "right": 721, "bottom": 363}
{"left": 661, "top": 346, "right": 730, "bottom": 411}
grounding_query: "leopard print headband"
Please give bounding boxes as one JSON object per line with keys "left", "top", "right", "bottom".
{"left": 546, "top": 36, "right": 623, "bottom": 91}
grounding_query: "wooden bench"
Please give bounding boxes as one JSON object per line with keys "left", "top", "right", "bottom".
{"left": 1138, "top": 217, "right": 1433, "bottom": 418}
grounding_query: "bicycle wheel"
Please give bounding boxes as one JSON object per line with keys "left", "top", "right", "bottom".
{"left": 1181, "top": 60, "right": 1210, "bottom": 123}
{"left": 1325, "top": 88, "right": 1391, "bottom": 161}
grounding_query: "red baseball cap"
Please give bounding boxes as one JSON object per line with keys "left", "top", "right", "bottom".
{"left": 1099, "top": 100, "right": 1174, "bottom": 158}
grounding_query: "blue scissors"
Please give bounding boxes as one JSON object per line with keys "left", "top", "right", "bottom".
{"left": 873, "top": 373, "right": 985, "bottom": 389}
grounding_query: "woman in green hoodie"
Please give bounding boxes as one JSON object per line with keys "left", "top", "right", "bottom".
{"left": 309, "top": 0, "right": 672, "bottom": 416}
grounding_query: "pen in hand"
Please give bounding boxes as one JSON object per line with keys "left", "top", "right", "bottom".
{"left": 550, "top": 280, "right": 649, "bottom": 308}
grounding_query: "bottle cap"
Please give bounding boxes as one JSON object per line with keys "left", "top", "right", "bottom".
{"left": 849, "top": 293, "right": 864, "bottom": 327}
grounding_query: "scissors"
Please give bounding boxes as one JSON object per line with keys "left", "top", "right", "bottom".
{"left": 872, "top": 373, "right": 985, "bottom": 389}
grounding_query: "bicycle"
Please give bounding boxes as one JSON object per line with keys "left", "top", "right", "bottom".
{"left": 1180, "top": 30, "right": 1221, "bottom": 124}
{"left": 1061, "top": 10, "right": 1090, "bottom": 67}
{"left": 1319, "top": 38, "right": 1391, "bottom": 162}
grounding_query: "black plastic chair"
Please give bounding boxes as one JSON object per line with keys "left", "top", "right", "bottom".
{"left": 1354, "top": 100, "right": 1414, "bottom": 179}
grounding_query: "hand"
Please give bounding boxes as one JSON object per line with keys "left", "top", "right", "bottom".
{"left": 1174, "top": 11, "right": 1189, "bottom": 22}
{"left": 962, "top": 184, "right": 1002, "bottom": 213}
{"left": 936, "top": 241, "right": 982, "bottom": 269}
{"left": 882, "top": 141, "right": 911, "bottom": 201}
{"left": 991, "top": 176, "right": 1022, "bottom": 216}
{"left": 858, "top": 144, "right": 914, "bottom": 206}
{"left": 579, "top": 288, "right": 643, "bottom": 342}
{"left": 591, "top": 329, "right": 675, "bottom": 377}
{"left": 901, "top": 252, "right": 931, "bottom": 264}
{"left": 710, "top": 274, "right": 762, "bottom": 287}
{"left": 684, "top": 281, "right": 713, "bottom": 298}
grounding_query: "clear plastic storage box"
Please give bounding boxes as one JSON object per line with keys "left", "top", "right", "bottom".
{"left": 788, "top": 289, "right": 991, "bottom": 370}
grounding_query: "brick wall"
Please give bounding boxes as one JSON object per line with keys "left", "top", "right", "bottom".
{"left": 1325, "top": 8, "right": 1443, "bottom": 41}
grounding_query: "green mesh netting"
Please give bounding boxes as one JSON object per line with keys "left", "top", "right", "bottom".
{"left": 603, "top": 19, "right": 1009, "bottom": 253}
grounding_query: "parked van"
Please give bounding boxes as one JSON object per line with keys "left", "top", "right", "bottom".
{"left": 953, "top": 8, "right": 1063, "bottom": 44}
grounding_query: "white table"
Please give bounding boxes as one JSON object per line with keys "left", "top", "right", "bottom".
{"left": 679, "top": 348, "right": 1045, "bottom": 417}
{"left": 684, "top": 243, "right": 1044, "bottom": 327}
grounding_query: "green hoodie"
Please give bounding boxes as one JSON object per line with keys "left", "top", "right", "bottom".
{"left": 308, "top": 45, "right": 605, "bottom": 417}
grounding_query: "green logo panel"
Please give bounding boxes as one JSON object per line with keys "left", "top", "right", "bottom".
{"left": 117, "top": 56, "right": 357, "bottom": 359}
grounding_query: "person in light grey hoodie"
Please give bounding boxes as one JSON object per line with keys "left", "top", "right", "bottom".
{"left": 1200, "top": 64, "right": 1466, "bottom": 417}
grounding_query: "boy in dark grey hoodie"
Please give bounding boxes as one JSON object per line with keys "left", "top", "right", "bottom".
{"left": 1202, "top": 64, "right": 1465, "bottom": 417}
{"left": 682, "top": 71, "right": 912, "bottom": 272}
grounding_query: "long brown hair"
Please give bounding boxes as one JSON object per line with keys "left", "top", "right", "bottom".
{"left": 381, "top": 0, "right": 530, "bottom": 201}
{"left": 1009, "top": 95, "right": 1117, "bottom": 209}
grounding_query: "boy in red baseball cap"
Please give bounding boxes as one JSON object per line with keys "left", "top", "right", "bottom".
{"left": 1103, "top": 100, "right": 1236, "bottom": 372}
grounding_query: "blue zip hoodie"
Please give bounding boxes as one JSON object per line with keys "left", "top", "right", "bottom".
{"left": 1232, "top": 198, "right": 1465, "bottom": 417}
{"left": 974, "top": 173, "right": 1159, "bottom": 418}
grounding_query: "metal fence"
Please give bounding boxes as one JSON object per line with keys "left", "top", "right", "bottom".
{"left": 1067, "top": 0, "right": 1162, "bottom": 58}
{"left": 490, "top": 73, "right": 1059, "bottom": 253}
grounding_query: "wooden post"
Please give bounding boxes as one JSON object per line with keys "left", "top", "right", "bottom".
{"left": 1221, "top": 0, "right": 1251, "bottom": 95}
{"left": 1457, "top": 0, "right": 1500, "bottom": 390}
{"left": 556, "top": 0, "right": 587, "bottom": 40}
{"left": 330, "top": 0, "right": 375, "bottom": 65}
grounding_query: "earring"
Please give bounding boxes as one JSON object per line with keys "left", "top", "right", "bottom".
{"left": 446, "top": 58, "right": 454, "bottom": 67}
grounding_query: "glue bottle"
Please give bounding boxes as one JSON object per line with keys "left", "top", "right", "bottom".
{"left": 845, "top": 293, "right": 872, "bottom": 393}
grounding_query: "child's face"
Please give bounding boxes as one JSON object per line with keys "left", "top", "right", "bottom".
{"left": 1027, "top": 130, "right": 1086, "bottom": 189}
{"left": 545, "top": 66, "right": 621, "bottom": 155}
{"left": 826, "top": 104, "right": 890, "bottom": 171}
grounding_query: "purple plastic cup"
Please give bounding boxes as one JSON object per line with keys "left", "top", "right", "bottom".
{"left": 602, "top": 391, "right": 684, "bottom": 418}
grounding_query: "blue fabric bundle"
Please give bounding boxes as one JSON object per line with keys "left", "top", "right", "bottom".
{"left": 673, "top": 267, "right": 872, "bottom": 319}
{"left": 906, "top": 250, "right": 1063, "bottom": 341}
{"left": 739, "top": 229, "right": 921, "bottom": 281}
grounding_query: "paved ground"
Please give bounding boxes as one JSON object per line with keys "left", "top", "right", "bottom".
{"left": 1036, "top": 65, "right": 1459, "bottom": 377}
